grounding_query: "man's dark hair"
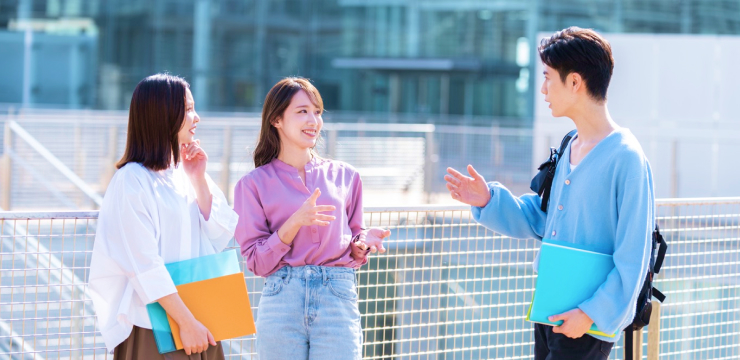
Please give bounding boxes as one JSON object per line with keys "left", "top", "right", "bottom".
{"left": 538, "top": 27, "right": 614, "bottom": 101}
{"left": 117, "top": 73, "right": 189, "bottom": 171}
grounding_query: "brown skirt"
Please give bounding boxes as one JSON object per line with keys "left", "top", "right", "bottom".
{"left": 114, "top": 326, "right": 225, "bottom": 360}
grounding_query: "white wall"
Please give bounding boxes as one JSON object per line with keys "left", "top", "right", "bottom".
{"left": 533, "top": 33, "right": 740, "bottom": 198}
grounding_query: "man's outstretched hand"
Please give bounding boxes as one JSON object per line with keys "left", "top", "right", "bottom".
{"left": 445, "top": 165, "right": 491, "bottom": 207}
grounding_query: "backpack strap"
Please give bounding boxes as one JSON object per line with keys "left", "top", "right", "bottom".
{"left": 557, "top": 130, "right": 578, "bottom": 162}
{"left": 653, "top": 224, "right": 667, "bottom": 274}
{"left": 537, "top": 129, "right": 577, "bottom": 212}
{"left": 624, "top": 329, "right": 635, "bottom": 360}
{"left": 652, "top": 287, "right": 666, "bottom": 303}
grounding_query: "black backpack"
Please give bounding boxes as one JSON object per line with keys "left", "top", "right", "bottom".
{"left": 530, "top": 130, "right": 667, "bottom": 332}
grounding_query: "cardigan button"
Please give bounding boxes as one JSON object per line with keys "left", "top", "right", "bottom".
{"left": 551, "top": 230, "right": 556, "bottom": 237}
{"left": 565, "top": 179, "right": 571, "bottom": 185}
{"left": 558, "top": 205, "right": 564, "bottom": 211}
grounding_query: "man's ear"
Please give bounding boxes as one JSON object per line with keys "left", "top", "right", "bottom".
{"left": 569, "top": 72, "right": 584, "bottom": 94}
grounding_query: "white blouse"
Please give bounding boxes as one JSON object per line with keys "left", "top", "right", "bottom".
{"left": 88, "top": 162, "right": 239, "bottom": 352}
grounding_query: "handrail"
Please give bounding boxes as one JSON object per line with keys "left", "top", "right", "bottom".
{"left": 7, "top": 120, "right": 103, "bottom": 207}
{"left": 655, "top": 197, "right": 740, "bottom": 205}
{"left": 2, "top": 197, "right": 739, "bottom": 220}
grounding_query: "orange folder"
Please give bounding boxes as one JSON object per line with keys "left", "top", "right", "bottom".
{"left": 167, "top": 272, "right": 256, "bottom": 350}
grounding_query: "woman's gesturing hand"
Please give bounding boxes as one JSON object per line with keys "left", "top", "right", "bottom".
{"left": 290, "top": 188, "right": 336, "bottom": 227}
{"left": 278, "top": 188, "right": 336, "bottom": 245}
{"left": 181, "top": 140, "right": 208, "bottom": 180}
{"left": 444, "top": 165, "right": 491, "bottom": 208}
{"left": 350, "top": 228, "right": 391, "bottom": 260}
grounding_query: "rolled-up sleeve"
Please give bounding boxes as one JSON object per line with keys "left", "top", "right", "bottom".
{"left": 198, "top": 174, "right": 239, "bottom": 252}
{"left": 234, "top": 178, "right": 291, "bottom": 277}
{"left": 346, "top": 251, "right": 368, "bottom": 269}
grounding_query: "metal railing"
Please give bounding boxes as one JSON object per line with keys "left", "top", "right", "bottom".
{"left": 2, "top": 108, "right": 738, "bottom": 210}
{"left": 1, "top": 199, "right": 739, "bottom": 359}
{"left": 0, "top": 111, "right": 535, "bottom": 210}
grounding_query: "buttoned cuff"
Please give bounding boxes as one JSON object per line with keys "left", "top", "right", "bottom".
{"left": 129, "top": 265, "right": 177, "bottom": 304}
{"left": 347, "top": 255, "right": 368, "bottom": 269}
{"left": 266, "top": 231, "right": 292, "bottom": 255}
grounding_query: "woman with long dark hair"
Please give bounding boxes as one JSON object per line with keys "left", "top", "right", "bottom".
{"left": 89, "top": 74, "right": 238, "bottom": 359}
{"left": 233, "top": 77, "right": 390, "bottom": 360}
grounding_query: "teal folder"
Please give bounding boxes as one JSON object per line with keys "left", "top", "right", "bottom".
{"left": 146, "top": 250, "right": 242, "bottom": 353}
{"left": 526, "top": 239, "right": 616, "bottom": 337}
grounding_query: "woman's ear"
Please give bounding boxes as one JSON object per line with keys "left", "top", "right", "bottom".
{"left": 272, "top": 116, "right": 282, "bottom": 129}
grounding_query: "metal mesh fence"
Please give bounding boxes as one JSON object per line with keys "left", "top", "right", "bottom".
{"left": 1, "top": 199, "right": 739, "bottom": 359}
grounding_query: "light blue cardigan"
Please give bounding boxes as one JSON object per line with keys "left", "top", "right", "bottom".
{"left": 472, "top": 128, "right": 654, "bottom": 343}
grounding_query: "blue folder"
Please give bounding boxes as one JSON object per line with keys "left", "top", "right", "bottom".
{"left": 146, "top": 250, "right": 242, "bottom": 354}
{"left": 526, "top": 239, "right": 616, "bottom": 337}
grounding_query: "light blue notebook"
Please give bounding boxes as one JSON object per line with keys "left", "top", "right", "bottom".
{"left": 146, "top": 250, "right": 242, "bottom": 354}
{"left": 526, "top": 239, "right": 616, "bottom": 337}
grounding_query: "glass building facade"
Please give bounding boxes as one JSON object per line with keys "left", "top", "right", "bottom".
{"left": 2, "top": 0, "right": 740, "bottom": 123}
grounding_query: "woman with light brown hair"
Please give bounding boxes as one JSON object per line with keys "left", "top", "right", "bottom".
{"left": 233, "top": 77, "right": 390, "bottom": 360}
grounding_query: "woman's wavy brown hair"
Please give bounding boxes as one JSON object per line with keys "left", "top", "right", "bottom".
{"left": 253, "top": 77, "right": 324, "bottom": 168}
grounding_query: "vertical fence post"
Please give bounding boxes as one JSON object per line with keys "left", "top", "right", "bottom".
{"left": 647, "top": 301, "right": 661, "bottom": 360}
{"left": 492, "top": 124, "right": 502, "bottom": 167}
{"left": 327, "top": 128, "right": 338, "bottom": 159}
{"left": 220, "top": 126, "right": 232, "bottom": 203}
{"left": 99, "top": 125, "right": 118, "bottom": 193}
{"left": 2, "top": 121, "right": 12, "bottom": 210}
{"left": 424, "top": 130, "right": 436, "bottom": 203}
{"left": 670, "top": 139, "right": 678, "bottom": 198}
{"left": 73, "top": 123, "right": 86, "bottom": 207}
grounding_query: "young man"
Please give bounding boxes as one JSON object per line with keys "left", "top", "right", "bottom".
{"left": 445, "top": 27, "right": 654, "bottom": 359}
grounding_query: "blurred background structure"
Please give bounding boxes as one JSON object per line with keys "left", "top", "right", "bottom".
{"left": 1, "top": 0, "right": 740, "bottom": 211}
{"left": 0, "top": 0, "right": 740, "bottom": 209}
{"left": 4, "top": 0, "right": 740, "bottom": 116}
{"left": 1, "top": 2, "right": 740, "bottom": 360}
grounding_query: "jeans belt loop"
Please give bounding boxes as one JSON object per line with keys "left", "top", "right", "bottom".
{"left": 322, "top": 267, "right": 329, "bottom": 285}
{"left": 284, "top": 266, "right": 292, "bottom": 284}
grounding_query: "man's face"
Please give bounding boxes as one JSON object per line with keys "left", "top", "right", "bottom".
{"left": 540, "top": 64, "right": 577, "bottom": 118}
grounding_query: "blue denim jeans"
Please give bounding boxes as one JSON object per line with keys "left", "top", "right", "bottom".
{"left": 255, "top": 265, "right": 362, "bottom": 360}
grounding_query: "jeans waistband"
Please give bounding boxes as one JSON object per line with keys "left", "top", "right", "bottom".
{"left": 270, "top": 265, "right": 356, "bottom": 283}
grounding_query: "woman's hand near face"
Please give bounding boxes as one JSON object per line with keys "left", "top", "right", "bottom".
{"left": 181, "top": 139, "right": 208, "bottom": 181}
{"left": 181, "top": 140, "right": 213, "bottom": 219}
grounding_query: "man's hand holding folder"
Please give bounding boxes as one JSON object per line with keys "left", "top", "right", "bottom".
{"left": 525, "top": 240, "right": 616, "bottom": 338}
{"left": 549, "top": 308, "right": 595, "bottom": 339}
